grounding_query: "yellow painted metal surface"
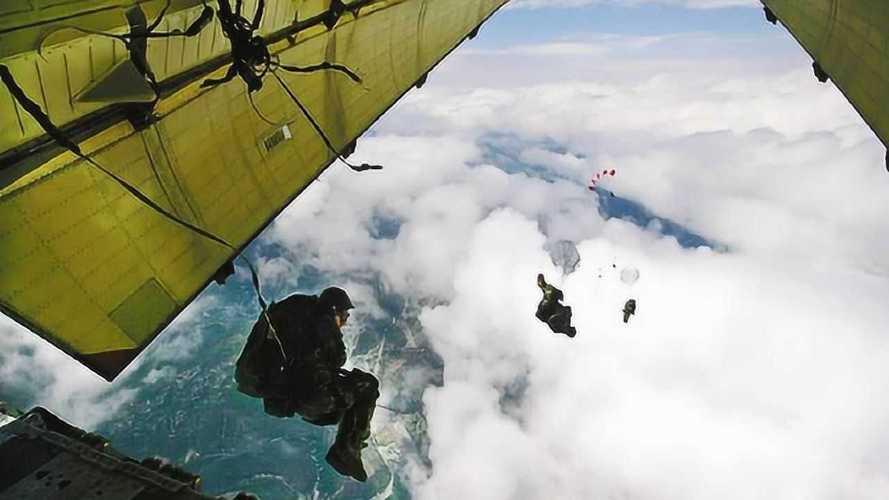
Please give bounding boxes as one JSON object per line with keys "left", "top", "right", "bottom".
{"left": 0, "top": 0, "right": 509, "bottom": 379}
{"left": 762, "top": 0, "right": 889, "bottom": 148}
{"left": 0, "top": 0, "right": 299, "bottom": 155}
{"left": 0, "top": 1, "right": 206, "bottom": 60}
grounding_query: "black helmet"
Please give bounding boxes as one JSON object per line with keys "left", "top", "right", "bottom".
{"left": 318, "top": 287, "right": 354, "bottom": 314}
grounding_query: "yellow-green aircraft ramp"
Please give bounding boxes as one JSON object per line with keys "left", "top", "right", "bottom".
{"left": 761, "top": 0, "right": 889, "bottom": 157}
{"left": 0, "top": 0, "right": 509, "bottom": 380}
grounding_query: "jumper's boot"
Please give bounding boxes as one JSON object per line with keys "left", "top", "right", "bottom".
{"left": 325, "top": 369, "right": 380, "bottom": 481}
{"left": 548, "top": 307, "right": 576, "bottom": 338}
{"left": 325, "top": 441, "right": 367, "bottom": 482}
{"left": 326, "top": 412, "right": 367, "bottom": 482}
{"left": 343, "top": 368, "right": 379, "bottom": 445}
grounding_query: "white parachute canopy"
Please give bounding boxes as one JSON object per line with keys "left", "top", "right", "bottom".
{"left": 620, "top": 266, "right": 640, "bottom": 285}
{"left": 548, "top": 240, "right": 581, "bottom": 275}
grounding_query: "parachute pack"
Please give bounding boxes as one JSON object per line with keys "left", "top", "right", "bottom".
{"left": 235, "top": 316, "right": 275, "bottom": 399}
{"left": 235, "top": 294, "right": 318, "bottom": 398}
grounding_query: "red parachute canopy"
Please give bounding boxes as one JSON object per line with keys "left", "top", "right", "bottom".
{"left": 588, "top": 168, "right": 616, "bottom": 190}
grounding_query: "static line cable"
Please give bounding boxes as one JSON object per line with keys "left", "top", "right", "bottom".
{"left": 201, "top": 1, "right": 364, "bottom": 91}
{"left": 272, "top": 71, "right": 383, "bottom": 172}
{"left": 39, "top": 1, "right": 213, "bottom": 45}
{"left": 37, "top": 0, "right": 212, "bottom": 92}
{"left": 192, "top": 0, "right": 381, "bottom": 172}
{"left": 277, "top": 61, "right": 362, "bottom": 83}
{"left": 247, "top": 91, "right": 287, "bottom": 127}
{"left": 1, "top": 64, "right": 285, "bottom": 361}
{"left": 201, "top": 0, "right": 269, "bottom": 91}
{"left": 239, "top": 257, "right": 288, "bottom": 363}
{"left": 0, "top": 65, "right": 232, "bottom": 250}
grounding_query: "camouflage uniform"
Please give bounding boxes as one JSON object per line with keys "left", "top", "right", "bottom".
{"left": 622, "top": 299, "right": 636, "bottom": 324}
{"left": 536, "top": 275, "right": 576, "bottom": 337}
{"left": 239, "top": 293, "right": 378, "bottom": 480}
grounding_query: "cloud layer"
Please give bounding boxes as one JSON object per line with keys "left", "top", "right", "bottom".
{"left": 4, "top": 15, "right": 889, "bottom": 500}
{"left": 0, "top": 292, "right": 220, "bottom": 429}
{"left": 257, "top": 30, "right": 889, "bottom": 499}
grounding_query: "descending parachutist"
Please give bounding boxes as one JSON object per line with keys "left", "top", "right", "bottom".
{"left": 623, "top": 299, "right": 637, "bottom": 324}
{"left": 535, "top": 274, "right": 577, "bottom": 338}
{"left": 588, "top": 167, "right": 616, "bottom": 190}
{"left": 235, "top": 287, "right": 379, "bottom": 482}
{"left": 620, "top": 267, "right": 640, "bottom": 285}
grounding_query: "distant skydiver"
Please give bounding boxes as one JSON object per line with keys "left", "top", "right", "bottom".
{"left": 623, "top": 299, "right": 637, "bottom": 324}
{"left": 535, "top": 274, "right": 577, "bottom": 337}
{"left": 235, "top": 287, "right": 379, "bottom": 482}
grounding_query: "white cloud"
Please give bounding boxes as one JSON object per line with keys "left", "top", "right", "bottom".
{"left": 260, "top": 30, "right": 889, "bottom": 499}
{"left": 143, "top": 367, "right": 175, "bottom": 385}
{"left": 257, "top": 255, "right": 300, "bottom": 289}
{"left": 3, "top": 16, "right": 889, "bottom": 500}
{"left": 0, "top": 290, "right": 222, "bottom": 429}
{"left": 416, "top": 219, "right": 889, "bottom": 499}
{"left": 519, "top": 147, "right": 590, "bottom": 179}
{"left": 0, "top": 315, "right": 137, "bottom": 429}
{"left": 140, "top": 292, "right": 221, "bottom": 363}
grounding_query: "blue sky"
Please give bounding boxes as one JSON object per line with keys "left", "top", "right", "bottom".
{"left": 477, "top": 3, "right": 769, "bottom": 48}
